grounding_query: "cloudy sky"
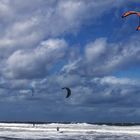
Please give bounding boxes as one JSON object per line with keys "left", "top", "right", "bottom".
{"left": 0, "top": 0, "right": 139, "bottom": 123}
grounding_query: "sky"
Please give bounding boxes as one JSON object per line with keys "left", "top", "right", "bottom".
{"left": 0, "top": 0, "right": 140, "bottom": 123}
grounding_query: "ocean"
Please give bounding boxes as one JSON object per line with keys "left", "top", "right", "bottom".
{"left": 0, "top": 123, "right": 139, "bottom": 139}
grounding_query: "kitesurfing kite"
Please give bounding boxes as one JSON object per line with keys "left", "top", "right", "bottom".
{"left": 122, "top": 11, "right": 140, "bottom": 30}
{"left": 30, "top": 87, "right": 35, "bottom": 96}
{"left": 62, "top": 87, "right": 71, "bottom": 98}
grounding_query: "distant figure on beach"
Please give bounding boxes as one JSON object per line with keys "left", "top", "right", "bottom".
{"left": 57, "top": 127, "right": 59, "bottom": 131}
{"left": 33, "top": 123, "right": 35, "bottom": 127}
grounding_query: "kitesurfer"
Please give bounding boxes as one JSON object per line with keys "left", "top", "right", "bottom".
{"left": 57, "top": 127, "right": 59, "bottom": 131}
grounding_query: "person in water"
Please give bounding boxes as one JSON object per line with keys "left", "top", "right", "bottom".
{"left": 57, "top": 127, "right": 59, "bottom": 131}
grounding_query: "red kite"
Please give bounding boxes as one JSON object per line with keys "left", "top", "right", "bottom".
{"left": 122, "top": 11, "right": 140, "bottom": 30}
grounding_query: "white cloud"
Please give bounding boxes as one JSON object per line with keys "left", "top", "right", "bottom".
{"left": 98, "top": 76, "right": 139, "bottom": 86}
{"left": 85, "top": 38, "right": 107, "bottom": 63}
{"left": 0, "top": 0, "right": 126, "bottom": 50}
{"left": 0, "top": 0, "right": 130, "bottom": 79}
{"left": 0, "top": 0, "right": 13, "bottom": 19}
{"left": 62, "top": 36, "right": 140, "bottom": 77}
{"left": 0, "top": 0, "right": 138, "bottom": 121}
{"left": 4, "top": 39, "right": 67, "bottom": 79}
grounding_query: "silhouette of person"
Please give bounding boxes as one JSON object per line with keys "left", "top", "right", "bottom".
{"left": 57, "top": 127, "right": 59, "bottom": 131}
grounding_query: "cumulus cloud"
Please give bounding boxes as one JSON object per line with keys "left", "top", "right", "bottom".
{"left": 85, "top": 38, "right": 107, "bottom": 63}
{"left": 62, "top": 36, "right": 140, "bottom": 77}
{"left": 4, "top": 39, "right": 67, "bottom": 79}
{"left": 0, "top": 0, "right": 139, "bottom": 122}
{"left": 0, "top": 0, "right": 127, "bottom": 50}
{"left": 0, "top": 0, "right": 128, "bottom": 77}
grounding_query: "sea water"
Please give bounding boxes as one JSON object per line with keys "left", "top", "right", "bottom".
{"left": 0, "top": 123, "right": 139, "bottom": 139}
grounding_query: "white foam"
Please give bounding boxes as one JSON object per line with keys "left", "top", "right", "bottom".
{"left": 0, "top": 123, "right": 139, "bottom": 139}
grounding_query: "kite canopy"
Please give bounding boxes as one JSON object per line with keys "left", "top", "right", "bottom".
{"left": 122, "top": 11, "right": 140, "bottom": 30}
{"left": 122, "top": 11, "right": 140, "bottom": 18}
{"left": 137, "top": 26, "right": 140, "bottom": 30}
{"left": 62, "top": 87, "right": 71, "bottom": 98}
{"left": 30, "top": 87, "right": 34, "bottom": 96}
